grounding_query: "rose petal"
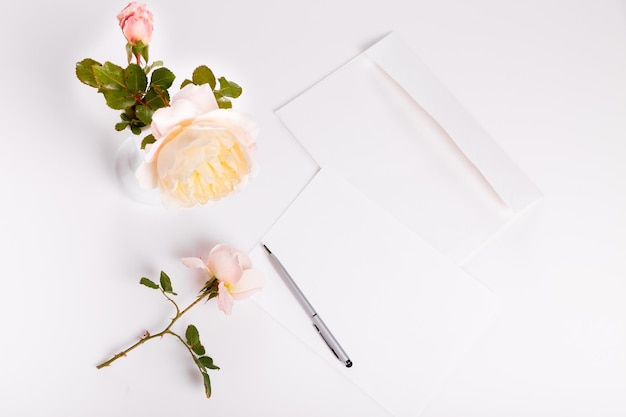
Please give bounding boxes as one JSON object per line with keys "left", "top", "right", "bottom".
{"left": 217, "top": 282, "right": 234, "bottom": 315}
{"left": 207, "top": 244, "right": 244, "bottom": 284}
{"left": 172, "top": 83, "right": 218, "bottom": 114}
{"left": 151, "top": 99, "right": 198, "bottom": 140}
{"left": 135, "top": 158, "right": 158, "bottom": 189}
{"left": 198, "top": 109, "right": 259, "bottom": 148}
{"left": 180, "top": 257, "right": 208, "bottom": 271}
{"left": 233, "top": 249, "right": 252, "bottom": 270}
{"left": 229, "top": 269, "right": 264, "bottom": 300}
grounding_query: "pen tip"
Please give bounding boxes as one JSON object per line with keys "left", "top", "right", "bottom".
{"left": 262, "top": 244, "right": 271, "bottom": 254}
{"left": 346, "top": 360, "right": 353, "bottom": 368}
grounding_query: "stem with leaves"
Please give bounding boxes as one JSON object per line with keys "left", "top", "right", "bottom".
{"left": 75, "top": 56, "right": 243, "bottom": 139}
{"left": 96, "top": 271, "right": 220, "bottom": 398}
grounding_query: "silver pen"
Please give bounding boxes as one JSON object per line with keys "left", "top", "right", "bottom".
{"left": 262, "top": 244, "right": 353, "bottom": 368}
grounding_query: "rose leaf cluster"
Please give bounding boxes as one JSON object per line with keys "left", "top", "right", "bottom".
{"left": 180, "top": 65, "right": 242, "bottom": 111}
{"left": 75, "top": 60, "right": 174, "bottom": 134}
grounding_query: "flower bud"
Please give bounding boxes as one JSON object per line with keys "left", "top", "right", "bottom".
{"left": 117, "top": 2, "right": 154, "bottom": 45}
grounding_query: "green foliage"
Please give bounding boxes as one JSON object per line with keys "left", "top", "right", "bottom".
{"left": 139, "top": 277, "right": 159, "bottom": 289}
{"left": 185, "top": 324, "right": 201, "bottom": 349}
{"left": 184, "top": 324, "right": 219, "bottom": 398}
{"left": 214, "top": 77, "right": 242, "bottom": 109}
{"left": 75, "top": 58, "right": 101, "bottom": 88}
{"left": 125, "top": 63, "right": 148, "bottom": 94}
{"left": 135, "top": 105, "right": 153, "bottom": 125}
{"left": 198, "top": 356, "right": 220, "bottom": 370}
{"left": 76, "top": 58, "right": 244, "bottom": 141}
{"left": 192, "top": 65, "right": 216, "bottom": 89}
{"left": 200, "top": 278, "right": 219, "bottom": 298}
{"left": 180, "top": 66, "right": 244, "bottom": 110}
{"left": 140, "top": 271, "right": 178, "bottom": 294}
{"left": 102, "top": 269, "right": 222, "bottom": 399}
{"left": 151, "top": 67, "right": 175, "bottom": 89}
{"left": 159, "top": 271, "right": 177, "bottom": 295}
{"left": 185, "top": 325, "right": 204, "bottom": 355}
{"left": 216, "top": 76, "right": 242, "bottom": 98}
{"left": 75, "top": 57, "right": 175, "bottom": 135}
{"left": 202, "top": 372, "right": 213, "bottom": 398}
{"left": 140, "top": 133, "right": 156, "bottom": 149}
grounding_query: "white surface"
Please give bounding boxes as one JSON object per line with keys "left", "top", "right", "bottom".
{"left": 0, "top": 0, "right": 625, "bottom": 416}
{"left": 250, "top": 167, "right": 500, "bottom": 417}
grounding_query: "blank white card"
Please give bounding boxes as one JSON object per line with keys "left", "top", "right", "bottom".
{"left": 250, "top": 168, "right": 500, "bottom": 417}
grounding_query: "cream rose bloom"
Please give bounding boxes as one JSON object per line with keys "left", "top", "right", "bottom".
{"left": 136, "top": 83, "right": 259, "bottom": 208}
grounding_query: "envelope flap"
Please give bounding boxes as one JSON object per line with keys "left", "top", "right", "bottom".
{"left": 365, "top": 32, "right": 542, "bottom": 213}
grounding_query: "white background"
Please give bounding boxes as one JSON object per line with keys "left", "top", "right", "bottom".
{"left": 0, "top": 0, "right": 625, "bottom": 415}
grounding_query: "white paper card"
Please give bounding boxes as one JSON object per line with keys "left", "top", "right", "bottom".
{"left": 276, "top": 32, "right": 542, "bottom": 264}
{"left": 250, "top": 168, "right": 500, "bottom": 417}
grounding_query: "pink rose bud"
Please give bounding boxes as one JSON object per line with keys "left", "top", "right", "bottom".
{"left": 117, "top": 2, "right": 154, "bottom": 45}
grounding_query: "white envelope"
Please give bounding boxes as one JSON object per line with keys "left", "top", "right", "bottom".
{"left": 250, "top": 168, "right": 500, "bottom": 417}
{"left": 275, "top": 32, "right": 542, "bottom": 265}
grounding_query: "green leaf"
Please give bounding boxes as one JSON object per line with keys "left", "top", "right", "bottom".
{"left": 185, "top": 324, "right": 200, "bottom": 347}
{"left": 192, "top": 65, "right": 216, "bottom": 89}
{"left": 216, "top": 76, "right": 242, "bottom": 98}
{"left": 125, "top": 42, "right": 133, "bottom": 64}
{"left": 202, "top": 372, "right": 212, "bottom": 398}
{"left": 216, "top": 97, "right": 232, "bottom": 109}
{"left": 180, "top": 79, "right": 192, "bottom": 89}
{"left": 115, "top": 122, "right": 129, "bottom": 131}
{"left": 159, "top": 271, "right": 176, "bottom": 295}
{"left": 140, "top": 44, "right": 149, "bottom": 63}
{"left": 93, "top": 61, "right": 126, "bottom": 91}
{"left": 93, "top": 62, "right": 136, "bottom": 109}
{"left": 192, "top": 344, "right": 206, "bottom": 356}
{"left": 135, "top": 105, "right": 153, "bottom": 125}
{"left": 185, "top": 324, "right": 206, "bottom": 354}
{"left": 139, "top": 277, "right": 159, "bottom": 289}
{"left": 75, "top": 58, "right": 102, "bottom": 88}
{"left": 125, "top": 63, "right": 148, "bottom": 95}
{"left": 150, "top": 67, "right": 175, "bottom": 89}
{"left": 143, "top": 86, "right": 170, "bottom": 110}
{"left": 100, "top": 89, "right": 136, "bottom": 110}
{"left": 198, "top": 356, "right": 220, "bottom": 370}
{"left": 140, "top": 134, "right": 156, "bottom": 150}
{"left": 145, "top": 60, "right": 164, "bottom": 73}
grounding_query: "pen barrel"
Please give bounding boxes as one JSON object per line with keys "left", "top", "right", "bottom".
{"left": 267, "top": 253, "right": 317, "bottom": 317}
{"left": 263, "top": 245, "right": 352, "bottom": 367}
{"left": 311, "top": 314, "right": 351, "bottom": 366}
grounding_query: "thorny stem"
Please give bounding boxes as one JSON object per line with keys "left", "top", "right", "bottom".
{"left": 95, "top": 289, "right": 211, "bottom": 369}
{"left": 166, "top": 330, "right": 200, "bottom": 364}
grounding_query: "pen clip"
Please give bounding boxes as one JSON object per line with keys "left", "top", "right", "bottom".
{"left": 313, "top": 322, "right": 340, "bottom": 360}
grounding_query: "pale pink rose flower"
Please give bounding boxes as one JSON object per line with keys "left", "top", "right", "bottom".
{"left": 135, "top": 83, "right": 259, "bottom": 209}
{"left": 117, "top": 2, "right": 154, "bottom": 45}
{"left": 150, "top": 83, "right": 218, "bottom": 139}
{"left": 181, "top": 244, "right": 264, "bottom": 315}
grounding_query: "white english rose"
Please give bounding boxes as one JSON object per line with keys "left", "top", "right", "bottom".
{"left": 136, "top": 84, "right": 259, "bottom": 208}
